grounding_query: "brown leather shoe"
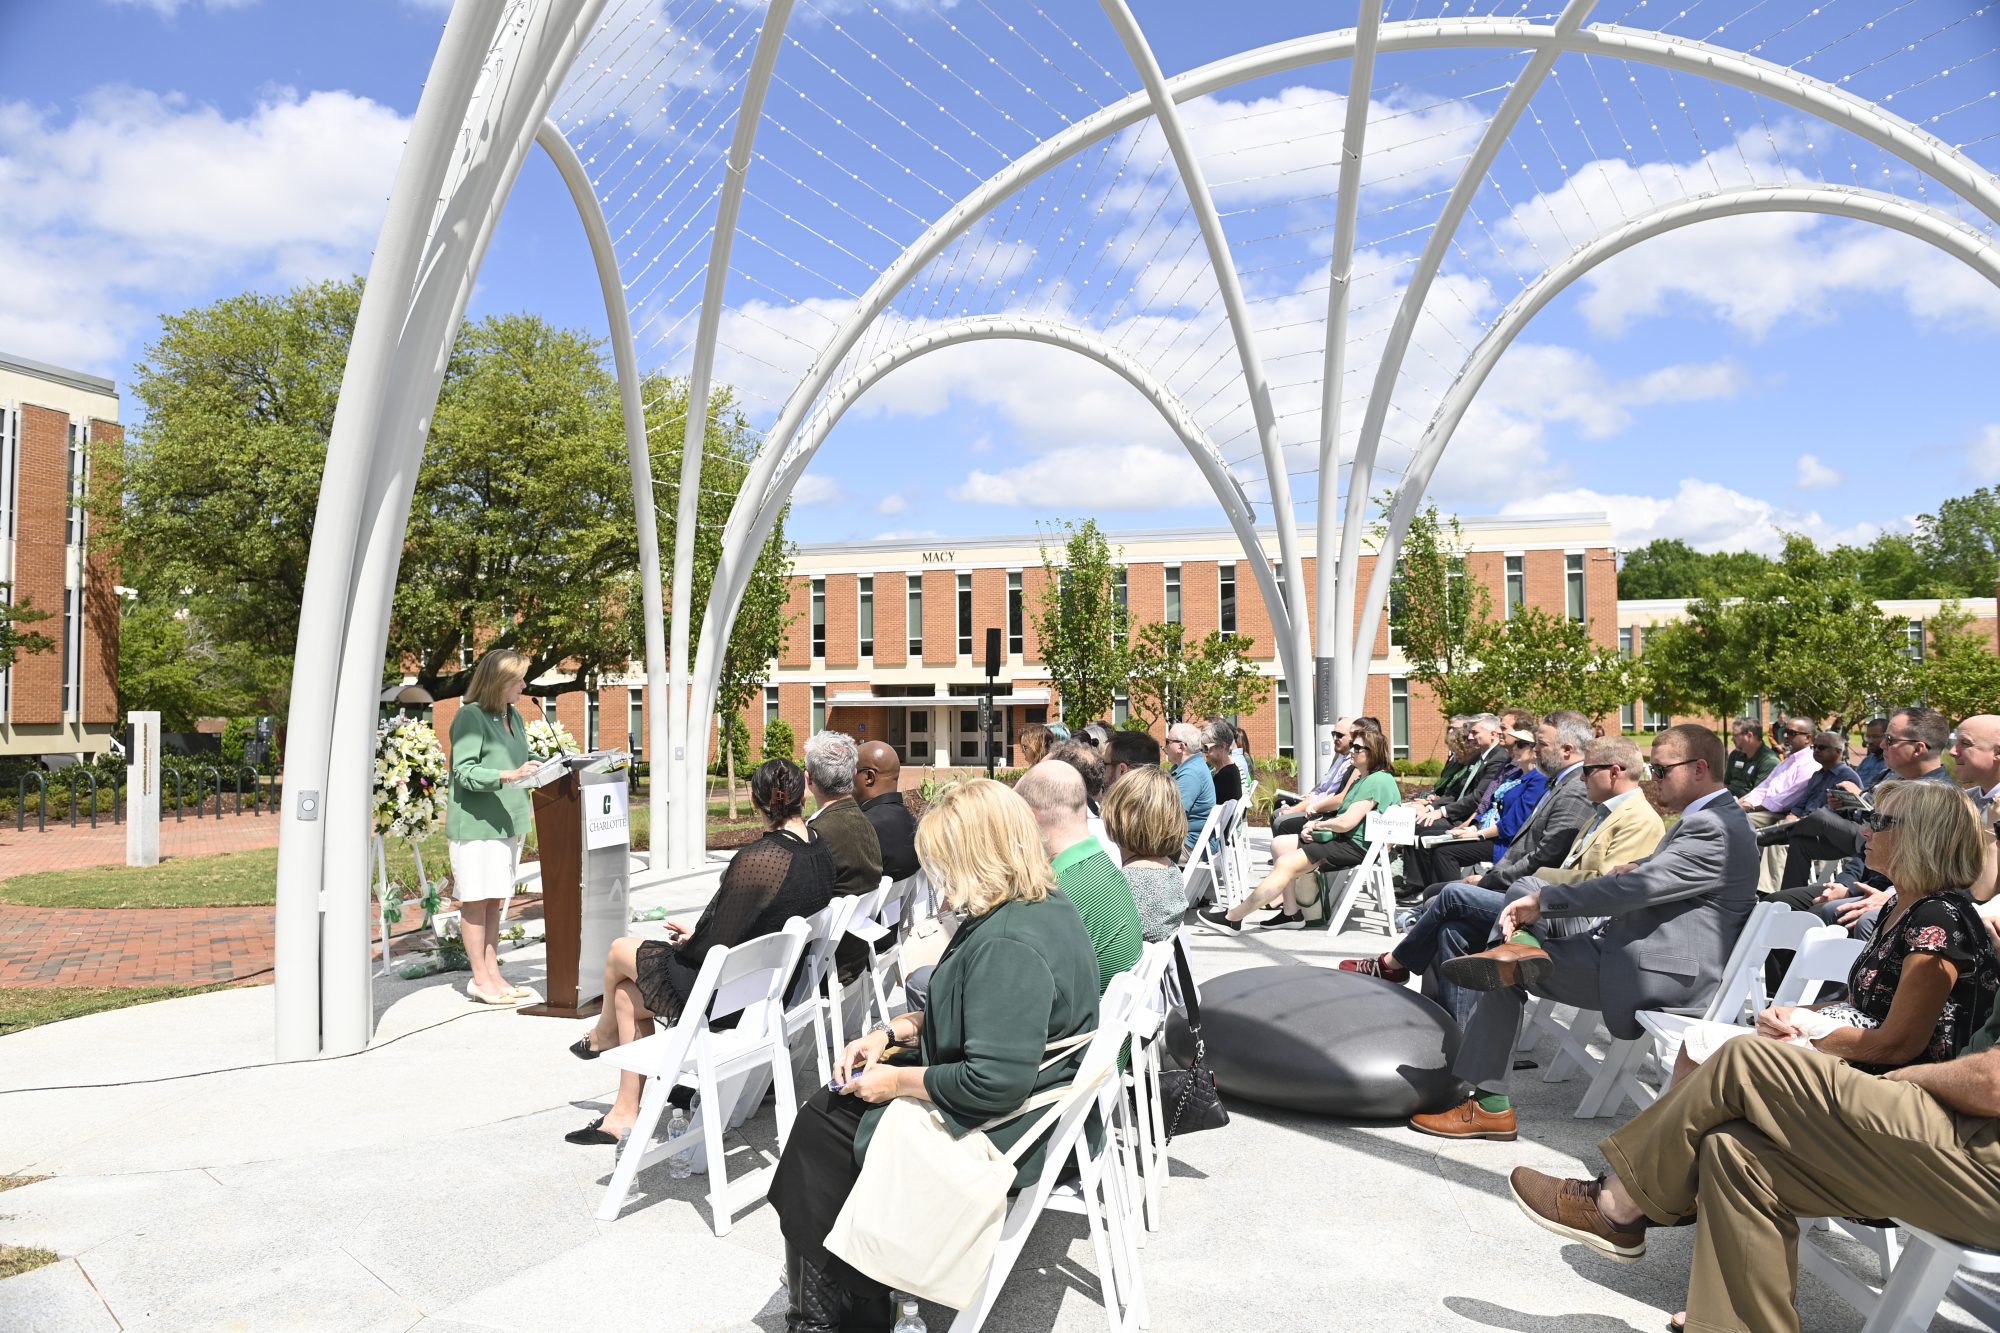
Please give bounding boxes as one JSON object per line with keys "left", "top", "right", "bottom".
{"left": 1408, "top": 1097, "right": 1517, "bottom": 1141}
{"left": 1508, "top": 1166, "right": 1647, "bottom": 1262}
{"left": 1438, "top": 941, "right": 1552, "bottom": 992}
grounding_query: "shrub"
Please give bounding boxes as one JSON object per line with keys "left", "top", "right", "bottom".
{"left": 762, "top": 717, "right": 796, "bottom": 762}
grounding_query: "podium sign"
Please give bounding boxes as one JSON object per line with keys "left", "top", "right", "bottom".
{"left": 518, "top": 752, "right": 632, "bottom": 1018}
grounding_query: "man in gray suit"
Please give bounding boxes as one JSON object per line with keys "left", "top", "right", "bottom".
{"left": 1409, "top": 723, "right": 1759, "bottom": 1142}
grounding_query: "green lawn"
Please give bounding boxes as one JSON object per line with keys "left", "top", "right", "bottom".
{"left": 0, "top": 983, "right": 231, "bottom": 1036}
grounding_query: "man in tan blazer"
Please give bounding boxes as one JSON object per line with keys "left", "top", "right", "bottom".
{"left": 1523, "top": 737, "right": 1666, "bottom": 894}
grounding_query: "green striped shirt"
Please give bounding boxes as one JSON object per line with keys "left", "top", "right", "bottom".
{"left": 1051, "top": 835, "right": 1145, "bottom": 996}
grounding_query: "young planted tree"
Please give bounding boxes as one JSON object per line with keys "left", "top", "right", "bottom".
{"left": 1030, "top": 519, "right": 1129, "bottom": 724}
{"left": 1640, "top": 604, "right": 1759, "bottom": 727}
{"left": 1384, "top": 502, "right": 1488, "bottom": 720}
{"left": 1124, "top": 622, "right": 1270, "bottom": 729}
{"left": 1458, "top": 607, "right": 1647, "bottom": 723}
{"left": 1739, "top": 535, "right": 1916, "bottom": 728}
{"left": 1919, "top": 604, "right": 2000, "bottom": 723}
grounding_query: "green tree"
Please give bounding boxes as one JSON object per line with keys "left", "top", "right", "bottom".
{"left": 1744, "top": 535, "right": 1916, "bottom": 727}
{"left": 1636, "top": 608, "right": 1755, "bottom": 727}
{"left": 1030, "top": 519, "right": 1129, "bottom": 723}
{"left": 1124, "top": 622, "right": 1270, "bottom": 728}
{"left": 1919, "top": 604, "right": 2000, "bottom": 723}
{"left": 1455, "top": 607, "right": 1646, "bottom": 722}
{"left": 1384, "top": 502, "right": 1488, "bottom": 719}
{"left": 762, "top": 717, "right": 797, "bottom": 762}
{"left": 1837, "top": 532, "right": 1941, "bottom": 599}
{"left": 1615, "top": 538, "right": 1773, "bottom": 599}
{"left": 0, "top": 584, "right": 54, "bottom": 674}
{"left": 1916, "top": 487, "right": 2000, "bottom": 596}
{"left": 116, "top": 597, "right": 255, "bottom": 729}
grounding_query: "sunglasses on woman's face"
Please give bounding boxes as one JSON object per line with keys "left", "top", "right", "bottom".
{"left": 1864, "top": 811, "right": 1903, "bottom": 832}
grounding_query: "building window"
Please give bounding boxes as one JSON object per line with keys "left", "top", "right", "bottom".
{"left": 628, "top": 695, "right": 644, "bottom": 756}
{"left": 1645, "top": 699, "right": 1670, "bottom": 732}
{"left": 811, "top": 685, "right": 826, "bottom": 735}
{"left": 60, "top": 587, "right": 81, "bottom": 719}
{"left": 1272, "top": 560, "right": 1285, "bottom": 611}
{"left": 1164, "top": 564, "right": 1181, "bottom": 624}
{"left": 858, "top": 575, "right": 874, "bottom": 658}
{"left": 541, "top": 696, "right": 557, "bottom": 723}
{"left": 1113, "top": 689, "right": 1129, "bottom": 726}
{"left": 1007, "top": 570, "right": 1023, "bottom": 655}
{"left": 1618, "top": 628, "right": 1636, "bottom": 732}
{"left": 1219, "top": 562, "right": 1237, "bottom": 636}
{"left": 1276, "top": 679, "right": 1293, "bottom": 760}
{"left": 0, "top": 405, "right": 18, "bottom": 544}
{"left": 765, "top": 684, "right": 780, "bottom": 724}
{"left": 810, "top": 577, "right": 825, "bottom": 659}
{"left": 1504, "top": 555, "right": 1524, "bottom": 619}
{"left": 586, "top": 690, "right": 601, "bottom": 750}
{"left": 1565, "top": 553, "right": 1586, "bottom": 623}
{"left": 65, "top": 422, "right": 87, "bottom": 548}
{"left": 908, "top": 707, "right": 929, "bottom": 761}
{"left": 1906, "top": 619, "right": 1926, "bottom": 661}
{"left": 1390, "top": 677, "right": 1410, "bottom": 761}
{"left": 907, "top": 583, "right": 923, "bottom": 657}
{"left": 1114, "top": 567, "right": 1128, "bottom": 644}
{"left": 1618, "top": 626, "right": 1634, "bottom": 658}
{"left": 957, "top": 572, "right": 973, "bottom": 657}
{"left": 1387, "top": 579, "right": 1405, "bottom": 652}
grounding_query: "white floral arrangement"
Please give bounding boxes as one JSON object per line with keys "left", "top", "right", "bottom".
{"left": 525, "top": 716, "right": 582, "bottom": 761}
{"left": 373, "top": 716, "right": 449, "bottom": 841}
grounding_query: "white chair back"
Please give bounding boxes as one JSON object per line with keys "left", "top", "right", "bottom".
{"left": 1180, "top": 802, "right": 1225, "bottom": 907}
{"left": 1771, "top": 926, "right": 1865, "bottom": 1008}
{"left": 788, "top": 895, "right": 861, "bottom": 1011}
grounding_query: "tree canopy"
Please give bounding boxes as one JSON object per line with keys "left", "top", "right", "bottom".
{"left": 1030, "top": 519, "right": 1129, "bottom": 725}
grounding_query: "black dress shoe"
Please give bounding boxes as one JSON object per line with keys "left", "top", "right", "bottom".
{"left": 564, "top": 1115, "right": 625, "bottom": 1145}
{"left": 570, "top": 1036, "right": 602, "bottom": 1061}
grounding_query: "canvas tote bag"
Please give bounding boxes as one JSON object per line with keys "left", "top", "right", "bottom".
{"left": 824, "top": 1031, "right": 1098, "bottom": 1310}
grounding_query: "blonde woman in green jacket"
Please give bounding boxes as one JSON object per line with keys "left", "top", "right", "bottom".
{"left": 448, "top": 650, "right": 543, "bottom": 1004}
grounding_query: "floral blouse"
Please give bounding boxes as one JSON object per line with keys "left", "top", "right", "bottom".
{"left": 1844, "top": 888, "right": 2000, "bottom": 1072}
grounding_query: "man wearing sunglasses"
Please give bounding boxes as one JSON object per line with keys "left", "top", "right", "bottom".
{"left": 1407, "top": 724, "right": 1757, "bottom": 1142}
{"left": 1738, "top": 716, "right": 1820, "bottom": 893}
{"left": 1269, "top": 715, "right": 1356, "bottom": 839}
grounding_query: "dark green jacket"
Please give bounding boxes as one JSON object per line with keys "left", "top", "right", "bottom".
{"left": 1726, "top": 744, "right": 1780, "bottom": 798}
{"left": 854, "top": 890, "right": 1101, "bottom": 1188}
{"left": 446, "top": 703, "right": 532, "bottom": 841}
{"left": 810, "top": 795, "right": 882, "bottom": 979}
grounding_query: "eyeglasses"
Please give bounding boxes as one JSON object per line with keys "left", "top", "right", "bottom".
{"left": 1647, "top": 758, "right": 1699, "bottom": 779}
{"left": 1864, "top": 811, "right": 1903, "bottom": 832}
{"left": 1782, "top": 728, "right": 1813, "bottom": 739}
{"left": 1581, "top": 762, "right": 1622, "bottom": 775}
{"left": 1884, "top": 734, "right": 1923, "bottom": 749}
{"left": 1330, "top": 730, "right": 1349, "bottom": 741}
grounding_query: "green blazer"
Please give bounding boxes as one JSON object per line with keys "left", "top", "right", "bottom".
{"left": 446, "top": 703, "right": 533, "bottom": 841}
{"left": 854, "top": 890, "right": 1101, "bottom": 1188}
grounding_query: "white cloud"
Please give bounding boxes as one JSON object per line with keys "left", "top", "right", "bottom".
{"left": 875, "top": 493, "right": 908, "bottom": 516}
{"left": 108, "top": 0, "right": 257, "bottom": 15}
{"left": 952, "top": 443, "right": 1214, "bottom": 509}
{"left": 1794, "top": 453, "right": 1842, "bottom": 490}
{"left": 790, "top": 474, "right": 843, "bottom": 506}
{"left": 1501, "top": 479, "right": 1894, "bottom": 555}
{"left": 0, "top": 86, "right": 408, "bottom": 371}
{"left": 1964, "top": 425, "right": 2000, "bottom": 484}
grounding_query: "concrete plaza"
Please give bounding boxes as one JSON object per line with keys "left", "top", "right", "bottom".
{"left": 2, "top": 842, "right": 1991, "bottom": 1332}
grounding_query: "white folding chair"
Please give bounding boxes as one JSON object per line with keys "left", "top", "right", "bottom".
{"left": 1181, "top": 804, "right": 1226, "bottom": 910}
{"left": 950, "top": 972, "right": 1148, "bottom": 1333}
{"left": 730, "top": 895, "right": 862, "bottom": 1124}
{"left": 595, "top": 917, "right": 811, "bottom": 1233}
{"left": 1323, "top": 833, "right": 1397, "bottom": 934}
{"left": 863, "top": 873, "right": 928, "bottom": 1026}
{"left": 1204, "top": 799, "right": 1240, "bottom": 906}
{"left": 1120, "top": 938, "right": 1181, "bottom": 1236}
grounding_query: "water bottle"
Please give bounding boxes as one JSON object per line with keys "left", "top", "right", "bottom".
{"left": 667, "top": 1107, "right": 692, "bottom": 1179}
{"left": 891, "top": 1297, "right": 925, "bottom": 1333}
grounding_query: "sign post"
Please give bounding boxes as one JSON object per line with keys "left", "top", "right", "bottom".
{"left": 126, "top": 711, "right": 160, "bottom": 868}
{"left": 983, "top": 627, "right": 1002, "bottom": 778}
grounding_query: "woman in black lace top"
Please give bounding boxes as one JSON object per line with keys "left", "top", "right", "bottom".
{"left": 564, "top": 758, "right": 836, "bottom": 1146}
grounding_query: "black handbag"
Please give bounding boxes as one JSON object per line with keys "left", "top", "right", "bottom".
{"left": 1160, "top": 946, "right": 1229, "bottom": 1141}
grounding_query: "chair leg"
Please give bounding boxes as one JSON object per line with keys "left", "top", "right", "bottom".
{"left": 1860, "top": 1235, "right": 1962, "bottom": 1333}
{"left": 1575, "top": 1036, "right": 1649, "bottom": 1119}
{"left": 596, "top": 1072, "right": 671, "bottom": 1222}
{"left": 695, "top": 1059, "right": 733, "bottom": 1236}
{"left": 770, "top": 1032, "right": 799, "bottom": 1149}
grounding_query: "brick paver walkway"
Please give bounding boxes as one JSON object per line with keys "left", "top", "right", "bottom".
{"left": 0, "top": 811, "right": 285, "bottom": 884}
{"left": 0, "top": 904, "right": 277, "bottom": 989}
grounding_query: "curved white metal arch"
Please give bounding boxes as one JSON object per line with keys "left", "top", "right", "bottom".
{"left": 1350, "top": 184, "right": 2000, "bottom": 682}
{"left": 1100, "top": 0, "right": 1313, "bottom": 769}
{"left": 680, "top": 14, "right": 2000, "bottom": 822}
{"left": 668, "top": 1, "right": 797, "bottom": 864}
{"left": 1313, "top": 0, "right": 1382, "bottom": 762}
{"left": 535, "top": 118, "right": 669, "bottom": 858}
{"left": 1332, "top": 0, "right": 1596, "bottom": 722}
{"left": 757, "top": 316, "right": 1295, "bottom": 689}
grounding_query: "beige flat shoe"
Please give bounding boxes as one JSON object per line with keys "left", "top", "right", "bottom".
{"left": 466, "top": 983, "right": 523, "bottom": 1005}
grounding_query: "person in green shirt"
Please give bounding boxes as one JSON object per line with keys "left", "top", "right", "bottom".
{"left": 446, "top": 650, "right": 544, "bottom": 1004}
{"left": 1724, "top": 717, "right": 1781, "bottom": 798}
{"left": 1209, "top": 726, "right": 1401, "bottom": 929}
{"left": 1015, "top": 759, "right": 1144, "bottom": 993}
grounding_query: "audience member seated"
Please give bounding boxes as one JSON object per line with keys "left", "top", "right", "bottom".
{"left": 1413, "top": 718, "right": 1471, "bottom": 809}
{"left": 767, "top": 779, "right": 1102, "bottom": 1333}
{"left": 1404, "top": 727, "right": 1546, "bottom": 886}
{"left": 1270, "top": 715, "right": 1355, "bottom": 838}
{"left": 1047, "top": 737, "right": 1117, "bottom": 865}
{"left": 1724, "top": 716, "right": 1780, "bottom": 799}
{"left": 1016, "top": 722, "right": 1053, "bottom": 769}
{"left": 804, "top": 730, "right": 883, "bottom": 984}
{"left": 1739, "top": 714, "right": 1820, "bottom": 891}
{"left": 1105, "top": 727, "right": 1162, "bottom": 786}
{"left": 1164, "top": 721, "right": 1216, "bottom": 854}
{"left": 1208, "top": 727, "right": 1400, "bottom": 930}
{"left": 565, "top": 758, "right": 834, "bottom": 1146}
{"left": 853, "top": 740, "right": 918, "bottom": 883}
{"left": 1202, "top": 718, "right": 1244, "bottom": 806}
{"left": 1414, "top": 714, "right": 1509, "bottom": 835}
{"left": 1405, "top": 724, "right": 1757, "bottom": 1141}
{"left": 1343, "top": 737, "right": 1663, "bottom": 1029}
{"left": 1016, "top": 760, "right": 1143, "bottom": 994}
{"left": 1103, "top": 764, "right": 1192, "bottom": 943}
{"left": 1855, "top": 715, "right": 1891, "bottom": 789}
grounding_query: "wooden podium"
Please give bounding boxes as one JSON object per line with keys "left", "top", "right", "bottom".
{"left": 518, "top": 755, "right": 634, "bottom": 1019}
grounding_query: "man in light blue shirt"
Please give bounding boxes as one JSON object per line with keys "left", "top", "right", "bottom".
{"left": 1165, "top": 720, "right": 1215, "bottom": 854}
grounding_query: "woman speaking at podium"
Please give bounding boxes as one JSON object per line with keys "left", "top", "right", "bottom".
{"left": 447, "top": 649, "right": 542, "bottom": 1004}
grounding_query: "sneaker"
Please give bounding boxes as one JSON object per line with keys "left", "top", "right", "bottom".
{"left": 1338, "top": 954, "right": 1410, "bottom": 983}
{"left": 1257, "top": 910, "right": 1306, "bottom": 930}
{"left": 1197, "top": 907, "right": 1242, "bottom": 933}
{"left": 1508, "top": 1167, "right": 1648, "bottom": 1262}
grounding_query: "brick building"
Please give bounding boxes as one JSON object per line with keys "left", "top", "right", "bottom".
{"left": 0, "top": 352, "right": 121, "bottom": 760}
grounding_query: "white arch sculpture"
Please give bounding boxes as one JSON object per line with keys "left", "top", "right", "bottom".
{"left": 278, "top": 2, "right": 2000, "bottom": 1056}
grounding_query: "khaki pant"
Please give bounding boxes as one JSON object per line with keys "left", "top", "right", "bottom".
{"left": 1743, "top": 808, "right": 1787, "bottom": 894}
{"left": 1601, "top": 1037, "right": 2000, "bottom": 1333}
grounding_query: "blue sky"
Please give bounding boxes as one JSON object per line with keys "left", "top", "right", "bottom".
{"left": 3, "top": 0, "right": 1997, "bottom": 556}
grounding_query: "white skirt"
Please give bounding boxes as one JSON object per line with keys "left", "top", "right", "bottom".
{"left": 449, "top": 836, "right": 523, "bottom": 902}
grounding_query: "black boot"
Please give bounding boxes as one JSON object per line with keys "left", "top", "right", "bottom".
{"left": 785, "top": 1244, "right": 849, "bottom": 1333}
